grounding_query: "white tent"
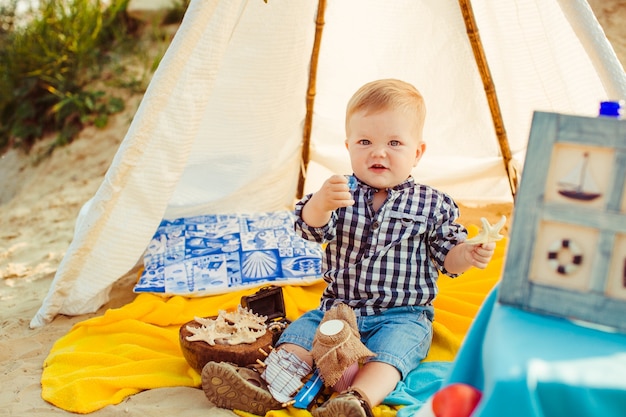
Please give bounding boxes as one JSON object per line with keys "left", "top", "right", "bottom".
{"left": 31, "top": 0, "right": 626, "bottom": 328}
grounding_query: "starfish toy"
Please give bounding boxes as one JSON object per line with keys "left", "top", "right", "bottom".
{"left": 464, "top": 215, "right": 506, "bottom": 245}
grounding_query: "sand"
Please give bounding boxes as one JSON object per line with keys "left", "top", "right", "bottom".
{"left": 1, "top": 3, "right": 624, "bottom": 416}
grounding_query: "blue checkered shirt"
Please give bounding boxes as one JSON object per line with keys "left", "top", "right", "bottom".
{"left": 294, "top": 177, "right": 467, "bottom": 316}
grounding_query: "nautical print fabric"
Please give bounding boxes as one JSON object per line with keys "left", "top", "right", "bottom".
{"left": 135, "top": 211, "right": 323, "bottom": 296}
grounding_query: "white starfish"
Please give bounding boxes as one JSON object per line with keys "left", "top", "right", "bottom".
{"left": 464, "top": 215, "right": 506, "bottom": 245}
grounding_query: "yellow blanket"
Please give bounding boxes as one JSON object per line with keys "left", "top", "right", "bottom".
{"left": 42, "top": 226, "right": 505, "bottom": 415}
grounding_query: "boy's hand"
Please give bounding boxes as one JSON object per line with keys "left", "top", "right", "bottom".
{"left": 302, "top": 175, "right": 355, "bottom": 227}
{"left": 463, "top": 241, "right": 496, "bottom": 269}
{"left": 309, "top": 175, "right": 355, "bottom": 212}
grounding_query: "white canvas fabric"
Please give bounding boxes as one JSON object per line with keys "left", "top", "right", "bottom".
{"left": 31, "top": 0, "right": 626, "bottom": 327}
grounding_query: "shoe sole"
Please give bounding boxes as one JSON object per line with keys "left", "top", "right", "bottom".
{"left": 313, "top": 400, "right": 366, "bottom": 417}
{"left": 201, "top": 361, "right": 281, "bottom": 415}
{"left": 312, "top": 394, "right": 371, "bottom": 417}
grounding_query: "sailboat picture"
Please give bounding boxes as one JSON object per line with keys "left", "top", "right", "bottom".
{"left": 557, "top": 152, "right": 602, "bottom": 201}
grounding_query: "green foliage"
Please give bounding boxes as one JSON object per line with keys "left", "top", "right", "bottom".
{"left": 162, "top": 0, "right": 191, "bottom": 25}
{"left": 0, "top": 0, "right": 135, "bottom": 152}
{"left": 0, "top": 0, "right": 18, "bottom": 36}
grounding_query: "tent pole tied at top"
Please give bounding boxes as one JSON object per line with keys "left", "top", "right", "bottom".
{"left": 297, "top": 0, "right": 519, "bottom": 201}
{"left": 458, "top": 0, "right": 518, "bottom": 200}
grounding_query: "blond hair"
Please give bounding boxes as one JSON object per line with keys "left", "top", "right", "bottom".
{"left": 345, "top": 79, "right": 426, "bottom": 140}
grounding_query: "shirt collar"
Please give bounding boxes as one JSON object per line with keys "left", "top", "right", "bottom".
{"left": 354, "top": 176, "right": 415, "bottom": 192}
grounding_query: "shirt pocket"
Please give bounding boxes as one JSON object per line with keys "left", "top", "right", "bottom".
{"left": 386, "top": 211, "right": 429, "bottom": 243}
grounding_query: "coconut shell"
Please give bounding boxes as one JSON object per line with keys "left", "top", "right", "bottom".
{"left": 179, "top": 317, "right": 274, "bottom": 373}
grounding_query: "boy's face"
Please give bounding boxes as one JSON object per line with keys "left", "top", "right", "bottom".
{"left": 345, "top": 107, "right": 425, "bottom": 190}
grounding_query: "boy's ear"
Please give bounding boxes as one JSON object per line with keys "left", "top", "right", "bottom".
{"left": 345, "top": 140, "right": 349, "bottom": 150}
{"left": 414, "top": 141, "right": 426, "bottom": 166}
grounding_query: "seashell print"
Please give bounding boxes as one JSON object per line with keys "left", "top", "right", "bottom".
{"left": 241, "top": 251, "right": 278, "bottom": 278}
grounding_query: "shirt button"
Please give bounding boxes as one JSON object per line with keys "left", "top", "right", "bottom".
{"left": 372, "top": 221, "right": 380, "bottom": 230}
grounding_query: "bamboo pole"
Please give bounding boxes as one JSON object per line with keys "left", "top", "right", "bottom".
{"left": 297, "top": 0, "right": 327, "bottom": 199}
{"left": 458, "top": 0, "right": 518, "bottom": 199}
{"left": 298, "top": 1, "right": 517, "bottom": 199}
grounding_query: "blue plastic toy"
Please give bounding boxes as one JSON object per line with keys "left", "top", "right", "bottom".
{"left": 292, "top": 369, "right": 324, "bottom": 409}
{"left": 346, "top": 175, "right": 358, "bottom": 191}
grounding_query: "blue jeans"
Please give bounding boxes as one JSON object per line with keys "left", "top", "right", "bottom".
{"left": 277, "top": 305, "right": 434, "bottom": 379}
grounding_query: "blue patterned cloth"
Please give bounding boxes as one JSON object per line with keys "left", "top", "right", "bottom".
{"left": 134, "top": 211, "right": 323, "bottom": 296}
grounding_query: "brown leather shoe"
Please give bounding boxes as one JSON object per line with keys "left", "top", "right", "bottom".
{"left": 201, "top": 361, "right": 282, "bottom": 415}
{"left": 312, "top": 389, "right": 375, "bottom": 417}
